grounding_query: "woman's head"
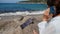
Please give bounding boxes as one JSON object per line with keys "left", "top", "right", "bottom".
{"left": 47, "top": 0, "right": 60, "bottom": 16}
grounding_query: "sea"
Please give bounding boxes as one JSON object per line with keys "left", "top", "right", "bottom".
{"left": 0, "top": 3, "right": 47, "bottom": 16}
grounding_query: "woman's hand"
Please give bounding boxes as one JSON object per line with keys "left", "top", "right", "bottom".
{"left": 43, "top": 8, "right": 50, "bottom": 21}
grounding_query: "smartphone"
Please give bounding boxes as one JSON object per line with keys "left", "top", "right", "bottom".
{"left": 20, "top": 18, "right": 33, "bottom": 29}
{"left": 49, "top": 6, "right": 56, "bottom": 14}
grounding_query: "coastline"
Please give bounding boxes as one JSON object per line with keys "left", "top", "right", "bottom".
{"left": 0, "top": 0, "right": 47, "bottom": 34}
{"left": 16, "top": 1, "right": 47, "bottom": 4}
{"left": 0, "top": 2, "right": 47, "bottom": 33}
{"left": 0, "top": 12, "right": 43, "bottom": 34}
{"left": 0, "top": 10, "right": 44, "bottom": 16}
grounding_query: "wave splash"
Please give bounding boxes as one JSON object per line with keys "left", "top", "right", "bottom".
{"left": 0, "top": 11, "right": 44, "bottom": 16}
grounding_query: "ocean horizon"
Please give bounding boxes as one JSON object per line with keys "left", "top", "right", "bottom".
{"left": 0, "top": 3, "right": 47, "bottom": 14}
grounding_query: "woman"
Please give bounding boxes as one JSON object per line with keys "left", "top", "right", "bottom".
{"left": 38, "top": 0, "right": 60, "bottom": 34}
{"left": 33, "top": 0, "right": 60, "bottom": 34}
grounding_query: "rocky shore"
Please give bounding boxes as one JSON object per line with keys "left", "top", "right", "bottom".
{"left": 0, "top": 14, "right": 43, "bottom": 34}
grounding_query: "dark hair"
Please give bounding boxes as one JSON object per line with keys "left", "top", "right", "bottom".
{"left": 55, "top": 0, "right": 60, "bottom": 15}
{"left": 47, "top": 0, "right": 55, "bottom": 7}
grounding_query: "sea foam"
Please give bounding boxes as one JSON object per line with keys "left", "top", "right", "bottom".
{"left": 0, "top": 11, "right": 44, "bottom": 16}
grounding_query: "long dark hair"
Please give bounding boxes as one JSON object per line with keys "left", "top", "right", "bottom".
{"left": 47, "top": 0, "right": 55, "bottom": 7}
{"left": 55, "top": 0, "right": 60, "bottom": 15}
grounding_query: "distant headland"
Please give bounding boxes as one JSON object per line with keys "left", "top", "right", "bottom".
{"left": 16, "top": 0, "right": 47, "bottom": 4}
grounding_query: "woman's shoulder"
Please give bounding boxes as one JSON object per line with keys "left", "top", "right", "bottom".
{"left": 49, "top": 16, "right": 60, "bottom": 26}
{"left": 50, "top": 16, "right": 60, "bottom": 22}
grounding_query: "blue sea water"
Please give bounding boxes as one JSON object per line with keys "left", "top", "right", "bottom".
{"left": 0, "top": 3, "right": 47, "bottom": 13}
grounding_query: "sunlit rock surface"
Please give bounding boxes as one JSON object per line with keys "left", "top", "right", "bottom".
{"left": 0, "top": 14, "right": 43, "bottom": 34}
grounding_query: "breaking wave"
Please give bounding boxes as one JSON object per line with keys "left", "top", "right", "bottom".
{"left": 0, "top": 11, "right": 45, "bottom": 16}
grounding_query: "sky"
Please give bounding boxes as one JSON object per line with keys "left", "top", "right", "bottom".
{"left": 0, "top": 0, "right": 29, "bottom": 3}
